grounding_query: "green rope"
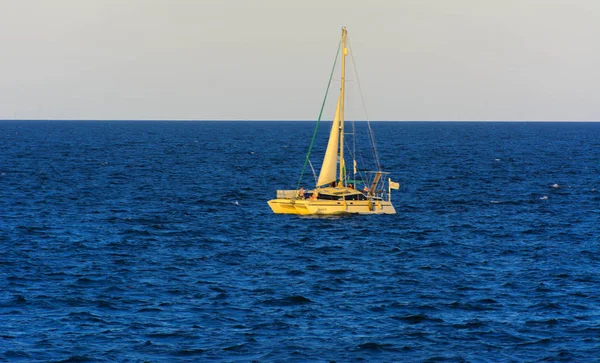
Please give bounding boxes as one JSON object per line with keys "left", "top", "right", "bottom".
{"left": 296, "top": 41, "right": 342, "bottom": 191}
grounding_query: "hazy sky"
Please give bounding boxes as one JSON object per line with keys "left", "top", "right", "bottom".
{"left": 1, "top": 0, "right": 598, "bottom": 121}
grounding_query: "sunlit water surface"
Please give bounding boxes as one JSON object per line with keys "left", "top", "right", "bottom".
{"left": 1, "top": 121, "right": 599, "bottom": 361}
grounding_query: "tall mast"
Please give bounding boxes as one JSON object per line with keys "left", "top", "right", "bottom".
{"left": 339, "top": 27, "right": 347, "bottom": 187}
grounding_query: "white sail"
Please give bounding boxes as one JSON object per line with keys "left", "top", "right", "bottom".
{"left": 316, "top": 95, "right": 341, "bottom": 187}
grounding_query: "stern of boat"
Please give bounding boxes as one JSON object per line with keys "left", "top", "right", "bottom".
{"left": 267, "top": 199, "right": 299, "bottom": 214}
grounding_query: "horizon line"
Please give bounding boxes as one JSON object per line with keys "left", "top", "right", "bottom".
{"left": 1, "top": 119, "right": 600, "bottom": 123}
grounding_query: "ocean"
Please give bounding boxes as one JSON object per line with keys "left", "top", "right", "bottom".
{"left": 1, "top": 121, "right": 599, "bottom": 362}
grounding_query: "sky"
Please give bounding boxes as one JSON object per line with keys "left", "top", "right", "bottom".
{"left": 0, "top": 0, "right": 599, "bottom": 121}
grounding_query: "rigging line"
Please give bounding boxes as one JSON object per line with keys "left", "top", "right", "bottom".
{"left": 348, "top": 95, "right": 370, "bottom": 185}
{"left": 344, "top": 75, "right": 367, "bottom": 185}
{"left": 347, "top": 87, "right": 368, "bottom": 183}
{"left": 308, "top": 159, "right": 317, "bottom": 186}
{"left": 296, "top": 40, "right": 342, "bottom": 190}
{"left": 349, "top": 86, "right": 357, "bottom": 178}
{"left": 347, "top": 37, "right": 382, "bottom": 171}
{"left": 342, "top": 124, "right": 369, "bottom": 186}
{"left": 348, "top": 38, "right": 380, "bottom": 170}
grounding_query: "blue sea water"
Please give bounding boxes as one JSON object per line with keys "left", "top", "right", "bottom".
{"left": 1, "top": 120, "right": 599, "bottom": 362}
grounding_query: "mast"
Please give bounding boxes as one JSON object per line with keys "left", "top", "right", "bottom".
{"left": 315, "top": 27, "right": 348, "bottom": 188}
{"left": 339, "top": 27, "right": 347, "bottom": 187}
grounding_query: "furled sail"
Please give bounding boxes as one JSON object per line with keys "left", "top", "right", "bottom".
{"left": 316, "top": 96, "right": 341, "bottom": 187}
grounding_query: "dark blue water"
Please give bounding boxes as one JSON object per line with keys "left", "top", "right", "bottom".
{"left": 1, "top": 121, "right": 599, "bottom": 362}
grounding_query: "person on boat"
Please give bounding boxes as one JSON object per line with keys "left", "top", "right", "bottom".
{"left": 330, "top": 181, "right": 336, "bottom": 187}
{"left": 310, "top": 191, "right": 318, "bottom": 201}
{"left": 297, "top": 187, "right": 305, "bottom": 199}
{"left": 363, "top": 186, "right": 369, "bottom": 193}
{"left": 348, "top": 183, "right": 354, "bottom": 189}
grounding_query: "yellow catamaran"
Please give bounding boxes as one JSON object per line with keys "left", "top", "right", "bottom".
{"left": 268, "top": 27, "right": 399, "bottom": 215}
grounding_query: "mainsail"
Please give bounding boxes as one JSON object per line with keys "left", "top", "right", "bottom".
{"left": 316, "top": 96, "right": 341, "bottom": 187}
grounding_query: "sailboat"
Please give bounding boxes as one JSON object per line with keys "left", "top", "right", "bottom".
{"left": 268, "top": 27, "right": 399, "bottom": 215}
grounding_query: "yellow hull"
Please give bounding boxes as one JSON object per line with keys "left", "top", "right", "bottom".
{"left": 267, "top": 199, "right": 301, "bottom": 214}
{"left": 268, "top": 198, "right": 396, "bottom": 215}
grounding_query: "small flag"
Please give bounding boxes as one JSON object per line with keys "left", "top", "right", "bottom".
{"left": 389, "top": 180, "right": 400, "bottom": 190}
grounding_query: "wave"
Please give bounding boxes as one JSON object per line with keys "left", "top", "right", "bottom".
{"left": 262, "top": 295, "right": 313, "bottom": 306}
{"left": 391, "top": 314, "right": 444, "bottom": 324}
